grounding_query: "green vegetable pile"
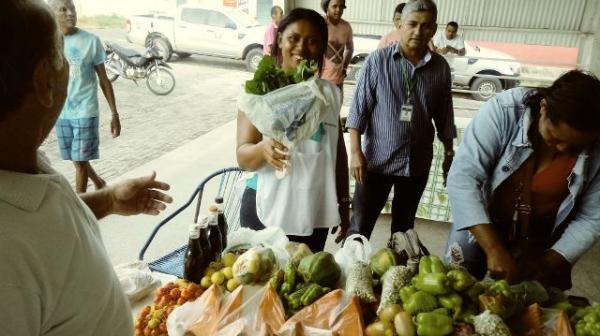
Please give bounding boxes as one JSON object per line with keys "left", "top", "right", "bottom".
{"left": 572, "top": 304, "right": 600, "bottom": 336}
{"left": 244, "top": 55, "right": 318, "bottom": 95}
{"left": 367, "top": 252, "right": 588, "bottom": 336}
{"left": 269, "top": 252, "right": 340, "bottom": 317}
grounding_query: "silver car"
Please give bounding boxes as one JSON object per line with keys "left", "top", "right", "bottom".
{"left": 348, "top": 36, "right": 521, "bottom": 101}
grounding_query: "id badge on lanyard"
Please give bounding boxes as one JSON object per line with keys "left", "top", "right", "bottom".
{"left": 400, "top": 59, "right": 415, "bottom": 122}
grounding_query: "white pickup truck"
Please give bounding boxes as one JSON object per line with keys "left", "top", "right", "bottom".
{"left": 127, "top": 4, "right": 266, "bottom": 71}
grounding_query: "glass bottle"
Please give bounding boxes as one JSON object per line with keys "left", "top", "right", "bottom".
{"left": 207, "top": 206, "right": 223, "bottom": 261}
{"left": 183, "top": 224, "right": 203, "bottom": 284}
{"left": 198, "top": 216, "right": 213, "bottom": 265}
{"left": 214, "top": 197, "right": 228, "bottom": 248}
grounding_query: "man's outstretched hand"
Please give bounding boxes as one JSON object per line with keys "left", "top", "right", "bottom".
{"left": 109, "top": 172, "right": 173, "bottom": 216}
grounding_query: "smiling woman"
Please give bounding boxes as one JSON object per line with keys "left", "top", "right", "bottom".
{"left": 236, "top": 8, "right": 350, "bottom": 252}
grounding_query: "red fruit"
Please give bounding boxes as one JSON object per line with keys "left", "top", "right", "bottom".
{"left": 169, "top": 288, "right": 181, "bottom": 300}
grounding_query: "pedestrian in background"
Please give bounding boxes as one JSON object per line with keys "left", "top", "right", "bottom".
{"left": 49, "top": 0, "right": 121, "bottom": 193}
{"left": 321, "top": 0, "right": 354, "bottom": 91}
{"left": 378, "top": 3, "right": 406, "bottom": 49}
{"left": 432, "top": 21, "right": 466, "bottom": 56}
{"left": 345, "top": 0, "right": 456, "bottom": 239}
{"left": 264, "top": 5, "right": 283, "bottom": 55}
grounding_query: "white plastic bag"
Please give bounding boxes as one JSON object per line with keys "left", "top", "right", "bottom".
{"left": 334, "top": 234, "right": 372, "bottom": 285}
{"left": 238, "top": 79, "right": 336, "bottom": 149}
{"left": 226, "top": 227, "right": 290, "bottom": 267}
{"left": 238, "top": 78, "right": 341, "bottom": 179}
{"left": 114, "top": 261, "right": 159, "bottom": 303}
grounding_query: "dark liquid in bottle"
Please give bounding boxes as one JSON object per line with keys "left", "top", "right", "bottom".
{"left": 183, "top": 224, "right": 204, "bottom": 284}
{"left": 207, "top": 209, "right": 223, "bottom": 261}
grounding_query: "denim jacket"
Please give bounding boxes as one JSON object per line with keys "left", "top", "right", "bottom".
{"left": 447, "top": 87, "right": 600, "bottom": 263}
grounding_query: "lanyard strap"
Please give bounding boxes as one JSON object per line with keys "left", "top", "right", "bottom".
{"left": 399, "top": 58, "right": 416, "bottom": 100}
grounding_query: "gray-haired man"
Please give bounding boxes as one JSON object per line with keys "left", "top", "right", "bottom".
{"left": 346, "top": 0, "right": 456, "bottom": 239}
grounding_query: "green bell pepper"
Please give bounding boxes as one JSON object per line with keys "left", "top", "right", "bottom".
{"left": 489, "top": 280, "right": 512, "bottom": 297}
{"left": 446, "top": 269, "right": 476, "bottom": 292}
{"left": 404, "top": 290, "right": 438, "bottom": 315}
{"left": 414, "top": 272, "right": 450, "bottom": 295}
{"left": 418, "top": 255, "right": 447, "bottom": 274}
{"left": 415, "top": 311, "right": 454, "bottom": 336}
{"left": 438, "top": 292, "right": 463, "bottom": 318}
{"left": 465, "top": 281, "right": 489, "bottom": 303}
{"left": 400, "top": 285, "right": 417, "bottom": 304}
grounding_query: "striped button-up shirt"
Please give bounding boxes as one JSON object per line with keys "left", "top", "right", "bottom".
{"left": 346, "top": 42, "right": 457, "bottom": 177}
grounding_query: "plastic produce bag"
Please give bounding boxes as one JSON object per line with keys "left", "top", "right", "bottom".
{"left": 114, "top": 261, "right": 159, "bottom": 303}
{"left": 345, "top": 261, "right": 376, "bottom": 304}
{"left": 238, "top": 78, "right": 339, "bottom": 149}
{"left": 334, "top": 234, "right": 372, "bottom": 285}
{"left": 167, "top": 284, "right": 286, "bottom": 336}
{"left": 521, "top": 304, "right": 575, "bottom": 336}
{"left": 238, "top": 78, "right": 341, "bottom": 178}
{"left": 232, "top": 247, "right": 278, "bottom": 285}
{"left": 278, "top": 289, "right": 365, "bottom": 336}
{"left": 226, "top": 227, "right": 290, "bottom": 266}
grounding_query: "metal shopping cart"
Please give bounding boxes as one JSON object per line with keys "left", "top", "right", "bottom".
{"left": 138, "top": 167, "right": 244, "bottom": 277}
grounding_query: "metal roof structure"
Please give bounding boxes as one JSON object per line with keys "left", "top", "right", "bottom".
{"left": 290, "top": 0, "right": 600, "bottom": 73}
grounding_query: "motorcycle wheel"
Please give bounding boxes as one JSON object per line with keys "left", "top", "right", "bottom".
{"left": 104, "top": 53, "right": 121, "bottom": 82}
{"left": 146, "top": 66, "right": 176, "bottom": 96}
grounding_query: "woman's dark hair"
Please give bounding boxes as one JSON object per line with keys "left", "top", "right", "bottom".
{"left": 523, "top": 70, "right": 600, "bottom": 133}
{"left": 270, "top": 8, "right": 328, "bottom": 72}
{"left": 321, "top": 0, "right": 346, "bottom": 13}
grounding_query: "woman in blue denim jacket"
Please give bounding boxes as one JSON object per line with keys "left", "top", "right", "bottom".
{"left": 445, "top": 70, "right": 600, "bottom": 289}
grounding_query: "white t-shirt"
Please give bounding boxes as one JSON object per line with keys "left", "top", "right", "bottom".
{"left": 432, "top": 31, "right": 465, "bottom": 51}
{"left": 0, "top": 152, "right": 132, "bottom": 336}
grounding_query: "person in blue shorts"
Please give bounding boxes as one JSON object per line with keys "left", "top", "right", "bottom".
{"left": 50, "top": 0, "right": 121, "bottom": 193}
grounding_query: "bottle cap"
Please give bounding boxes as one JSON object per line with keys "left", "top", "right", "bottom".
{"left": 198, "top": 216, "right": 209, "bottom": 228}
{"left": 188, "top": 224, "right": 200, "bottom": 235}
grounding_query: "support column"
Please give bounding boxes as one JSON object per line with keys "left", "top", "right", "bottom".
{"left": 578, "top": 0, "right": 600, "bottom": 75}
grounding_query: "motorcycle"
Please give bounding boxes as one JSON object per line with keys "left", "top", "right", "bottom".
{"left": 104, "top": 40, "right": 176, "bottom": 96}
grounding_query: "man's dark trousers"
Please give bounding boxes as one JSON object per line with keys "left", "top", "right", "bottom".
{"left": 348, "top": 171, "right": 428, "bottom": 239}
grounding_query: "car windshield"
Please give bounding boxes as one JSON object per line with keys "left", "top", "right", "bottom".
{"left": 226, "top": 9, "right": 261, "bottom": 28}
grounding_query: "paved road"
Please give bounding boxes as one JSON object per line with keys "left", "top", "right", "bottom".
{"left": 40, "top": 28, "right": 252, "bottom": 186}
{"left": 41, "top": 28, "right": 481, "bottom": 188}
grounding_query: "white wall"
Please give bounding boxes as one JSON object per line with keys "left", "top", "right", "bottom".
{"left": 73, "top": 0, "right": 176, "bottom": 16}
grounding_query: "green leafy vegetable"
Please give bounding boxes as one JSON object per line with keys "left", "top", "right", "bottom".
{"left": 244, "top": 55, "right": 318, "bottom": 95}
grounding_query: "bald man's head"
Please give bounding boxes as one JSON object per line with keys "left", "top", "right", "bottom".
{"left": 0, "top": 0, "right": 63, "bottom": 117}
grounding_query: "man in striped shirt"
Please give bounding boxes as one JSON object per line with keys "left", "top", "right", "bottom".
{"left": 345, "top": 0, "right": 456, "bottom": 239}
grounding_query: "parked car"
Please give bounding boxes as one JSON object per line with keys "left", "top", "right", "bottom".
{"left": 347, "top": 37, "right": 521, "bottom": 101}
{"left": 127, "top": 5, "right": 266, "bottom": 71}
